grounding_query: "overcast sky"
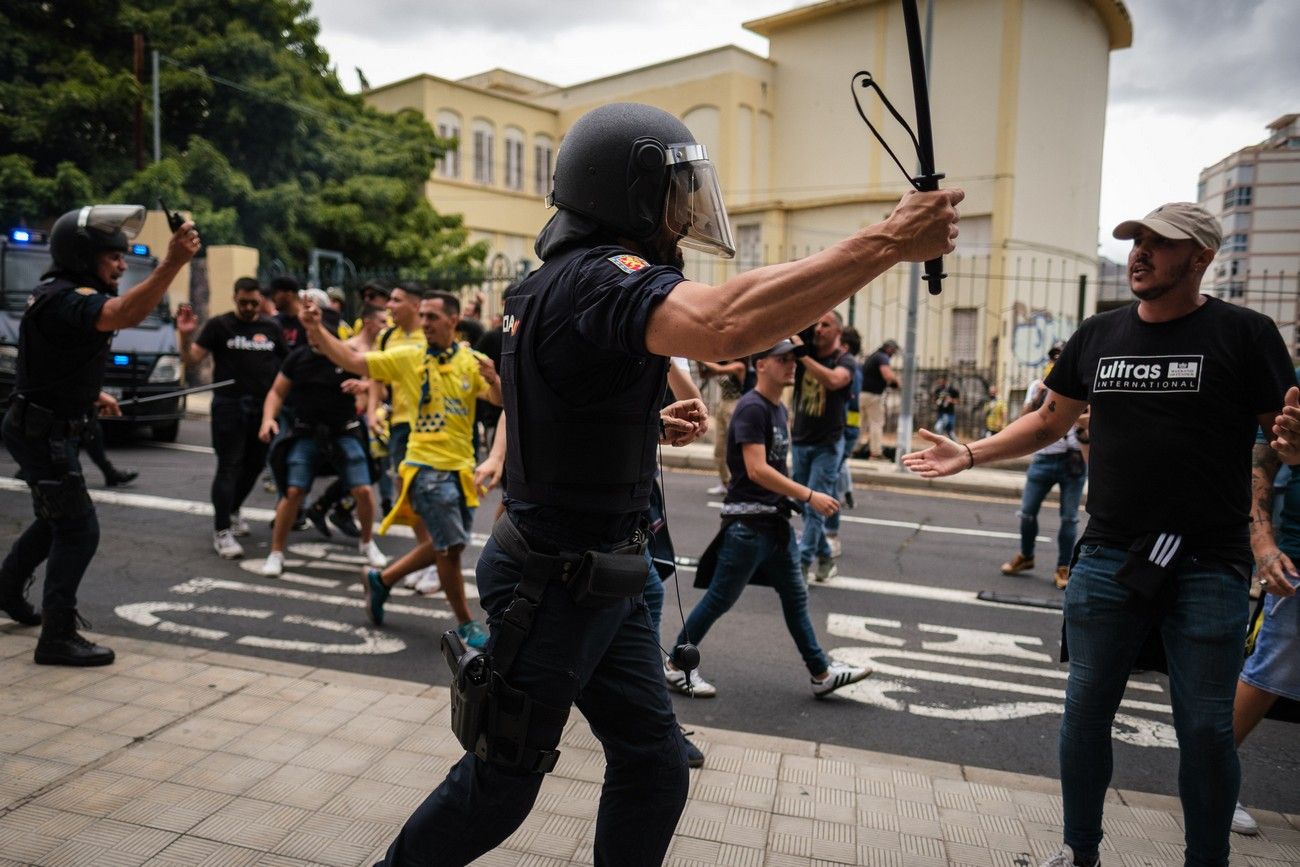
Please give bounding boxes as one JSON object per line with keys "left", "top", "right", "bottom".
{"left": 310, "top": 0, "right": 1298, "bottom": 263}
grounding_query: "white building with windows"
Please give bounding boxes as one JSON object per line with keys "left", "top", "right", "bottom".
{"left": 1198, "top": 114, "right": 1300, "bottom": 352}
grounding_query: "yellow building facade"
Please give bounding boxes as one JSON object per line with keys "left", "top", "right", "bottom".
{"left": 364, "top": 0, "right": 1131, "bottom": 389}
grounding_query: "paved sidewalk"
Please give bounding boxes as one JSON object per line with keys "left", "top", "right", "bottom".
{"left": 2, "top": 629, "right": 1296, "bottom": 866}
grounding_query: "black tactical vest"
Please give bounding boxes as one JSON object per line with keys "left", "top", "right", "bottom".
{"left": 502, "top": 245, "right": 668, "bottom": 513}
{"left": 14, "top": 278, "right": 111, "bottom": 418}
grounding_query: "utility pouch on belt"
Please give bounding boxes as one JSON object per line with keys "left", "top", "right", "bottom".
{"left": 441, "top": 629, "right": 491, "bottom": 754}
{"left": 31, "top": 473, "right": 93, "bottom": 521}
{"left": 567, "top": 548, "right": 651, "bottom": 608}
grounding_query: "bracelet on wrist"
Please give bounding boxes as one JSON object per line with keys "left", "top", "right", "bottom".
{"left": 963, "top": 442, "right": 975, "bottom": 469}
{"left": 805, "top": 488, "right": 814, "bottom": 502}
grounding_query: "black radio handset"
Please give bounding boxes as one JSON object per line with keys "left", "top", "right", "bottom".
{"left": 158, "top": 198, "right": 186, "bottom": 232}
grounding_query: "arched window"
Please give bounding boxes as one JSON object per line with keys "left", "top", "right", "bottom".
{"left": 533, "top": 134, "right": 555, "bottom": 197}
{"left": 472, "top": 119, "right": 495, "bottom": 185}
{"left": 435, "top": 110, "right": 461, "bottom": 179}
{"left": 503, "top": 126, "right": 525, "bottom": 191}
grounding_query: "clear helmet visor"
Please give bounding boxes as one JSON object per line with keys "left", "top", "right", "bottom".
{"left": 78, "top": 205, "right": 146, "bottom": 240}
{"left": 663, "top": 145, "right": 735, "bottom": 259}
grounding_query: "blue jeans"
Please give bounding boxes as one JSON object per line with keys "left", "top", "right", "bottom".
{"left": 1060, "top": 545, "right": 1250, "bottom": 866}
{"left": 676, "top": 521, "right": 828, "bottom": 675}
{"left": 792, "top": 440, "right": 842, "bottom": 564}
{"left": 824, "top": 426, "right": 858, "bottom": 535}
{"left": 1018, "top": 452, "right": 1086, "bottom": 566}
{"left": 1, "top": 409, "right": 98, "bottom": 612}
{"left": 933, "top": 411, "right": 956, "bottom": 439}
{"left": 377, "top": 539, "right": 687, "bottom": 866}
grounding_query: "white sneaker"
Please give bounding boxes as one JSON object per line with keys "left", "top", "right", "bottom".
{"left": 1232, "top": 801, "right": 1259, "bottom": 835}
{"left": 1038, "top": 845, "right": 1099, "bottom": 867}
{"left": 706, "top": 484, "right": 727, "bottom": 496}
{"left": 827, "top": 535, "right": 842, "bottom": 559}
{"left": 814, "top": 556, "right": 838, "bottom": 583}
{"left": 229, "top": 514, "right": 251, "bottom": 537}
{"left": 360, "top": 539, "right": 388, "bottom": 569}
{"left": 664, "top": 664, "right": 717, "bottom": 698}
{"left": 400, "top": 570, "right": 422, "bottom": 589}
{"left": 213, "top": 529, "right": 244, "bottom": 560}
{"left": 261, "top": 551, "right": 284, "bottom": 577}
{"left": 414, "top": 569, "right": 442, "bottom": 596}
{"left": 811, "top": 661, "right": 871, "bottom": 698}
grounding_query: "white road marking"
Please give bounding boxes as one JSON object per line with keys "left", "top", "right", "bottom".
{"left": 706, "top": 500, "right": 1050, "bottom": 543}
{"left": 171, "top": 576, "right": 453, "bottom": 620}
{"left": 917, "top": 623, "right": 1051, "bottom": 662}
{"left": 145, "top": 441, "right": 215, "bottom": 454}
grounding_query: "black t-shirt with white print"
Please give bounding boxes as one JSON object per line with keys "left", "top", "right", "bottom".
{"left": 196, "top": 313, "right": 287, "bottom": 399}
{"left": 1044, "top": 297, "right": 1293, "bottom": 551}
{"left": 724, "top": 389, "right": 791, "bottom": 508}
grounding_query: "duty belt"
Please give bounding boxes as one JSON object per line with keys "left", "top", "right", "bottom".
{"left": 8, "top": 395, "right": 91, "bottom": 439}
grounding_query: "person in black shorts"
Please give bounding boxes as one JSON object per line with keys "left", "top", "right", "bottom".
{"left": 177, "top": 277, "right": 287, "bottom": 558}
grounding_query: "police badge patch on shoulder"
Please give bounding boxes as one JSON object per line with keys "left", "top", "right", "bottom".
{"left": 75, "top": 287, "right": 97, "bottom": 296}
{"left": 607, "top": 254, "right": 649, "bottom": 274}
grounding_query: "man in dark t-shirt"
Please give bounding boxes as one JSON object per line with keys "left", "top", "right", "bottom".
{"left": 177, "top": 277, "right": 287, "bottom": 559}
{"left": 931, "top": 373, "right": 959, "bottom": 439}
{"left": 668, "top": 340, "right": 868, "bottom": 700}
{"left": 858, "top": 338, "right": 899, "bottom": 458}
{"left": 902, "top": 202, "right": 1300, "bottom": 867}
{"left": 791, "top": 310, "right": 857, "bottom": 581}
{"left": 269, "top": 275, "right": 305, "bottom": 349}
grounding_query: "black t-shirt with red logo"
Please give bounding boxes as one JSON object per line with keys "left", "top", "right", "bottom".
{"left": 1045, "top": 297, "right": 1294, "bottom": 549}
{"left": 196, "top": 313, "right": 287, "bottom": 399}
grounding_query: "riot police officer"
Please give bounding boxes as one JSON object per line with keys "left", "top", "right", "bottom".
{"left": 377, "top": 102, "right": 961, "bottom": 866}
{"left": 0, "top": 205, "right": 200, "bottom": 664}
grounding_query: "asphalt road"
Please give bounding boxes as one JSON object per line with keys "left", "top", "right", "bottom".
{"left": 1, "top": 418, "right": 1296, "bottom": 813}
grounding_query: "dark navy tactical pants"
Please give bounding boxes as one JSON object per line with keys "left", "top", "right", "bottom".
{"left": 376, "top": 536, "right": 689, "bottom": 867}
{"left": 1, "top": 408, "right": 98, "bottom": 611}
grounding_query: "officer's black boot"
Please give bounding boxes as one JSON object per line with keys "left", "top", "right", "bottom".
{"left": 0, "top": 573, "right": 41, "bottom": 626}
{"left": 104, "top": 466, "right": 139, "bottom": 487}
{"left": 34, "top": 608, "right": 115, "bottom": 666}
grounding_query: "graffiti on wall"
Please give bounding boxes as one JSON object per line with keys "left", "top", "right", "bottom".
{"left": 1009, "top": 303, "right": 1075, "bottom": 368}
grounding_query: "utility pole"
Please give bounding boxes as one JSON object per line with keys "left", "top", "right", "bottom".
{"left": 133, "top": 33, "right": 145, "bottom": 169}
{"left": 152, "top": 50, "right": 161, "bottom": 163}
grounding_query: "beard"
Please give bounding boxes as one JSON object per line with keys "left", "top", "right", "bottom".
{"left": 1130, "top": 256, "right": 1193, "bottom": 302}
{"left": 645, "top": 230, "right": 685, "bottom": 269}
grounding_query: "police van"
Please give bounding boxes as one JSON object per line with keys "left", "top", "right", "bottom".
{"left": 0, "top": 227, "right": 185, "bottom": 441}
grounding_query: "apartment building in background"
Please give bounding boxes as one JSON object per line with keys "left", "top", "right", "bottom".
{"left": 363, "top": 0, "right": 1133, "bottom": 390}
{"left": 1198, "top": 114, "right": 1300, "bottom": 352}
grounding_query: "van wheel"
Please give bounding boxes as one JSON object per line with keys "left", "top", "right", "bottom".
{"left": 151, "top": 420, "right": 180, "bottom": 442}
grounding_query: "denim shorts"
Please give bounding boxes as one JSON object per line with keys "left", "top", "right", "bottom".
{"left": 286, "top": 435, "right": 370, "bottom": 491}
{"left": 1240, "top": 591, "right": 1300, "bottom": 701}
{"left": 409, "top": 467, "right": 474, "bottom": 551}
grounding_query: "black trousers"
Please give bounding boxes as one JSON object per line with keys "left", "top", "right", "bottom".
{"left": 1, "top": 409, "right": 98, "bottom": 611}
{"left": 210, "top": 395, "right": 268, "bottom": 532}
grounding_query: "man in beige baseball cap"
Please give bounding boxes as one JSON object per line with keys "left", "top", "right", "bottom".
{"left": 1112, "top": 201, "right": 1223, "bottom": 251}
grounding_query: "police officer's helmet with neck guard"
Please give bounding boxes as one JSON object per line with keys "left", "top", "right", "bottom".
{"left": 47, "top": 205, "right": 147, "bottom": 283}
{"left": 540, "top": 102, "right": 735, "bottom": 261}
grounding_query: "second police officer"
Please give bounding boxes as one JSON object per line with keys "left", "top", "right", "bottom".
{"left": 0, "top": 205, "right": 200, "bottom": 664}
{"left": 376, "top": 102, "right": 962, "bottom": 866}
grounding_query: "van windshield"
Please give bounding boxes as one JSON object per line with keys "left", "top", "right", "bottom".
{"left": 1, "top": 246, "right": 167, "bottom": 322}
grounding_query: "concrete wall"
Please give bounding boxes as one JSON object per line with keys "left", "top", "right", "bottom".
{"left": 205, "top": 245, "right": 260, "bottom": 319}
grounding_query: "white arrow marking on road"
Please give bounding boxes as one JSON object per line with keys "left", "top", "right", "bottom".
{"left": 705, "top": 500, "right": 1050, "bottom": 543}
{"left": 170, "top": 576, "right": 454, "bottom": 620}
{"left": 825, "top": 614, "right": 908, "bottom": 647}
{"left": 917, "top": 623, "right": 1051, "bottom": 662}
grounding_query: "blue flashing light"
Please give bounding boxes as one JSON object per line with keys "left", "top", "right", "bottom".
{"left": 130, "top": 243, "right": 150, "bottom": 256}
{"left": 113, "top": 355, "right": 131, "bottom": 367}
{"left": 10, "top": 229, "right": 31, "bottom": 243}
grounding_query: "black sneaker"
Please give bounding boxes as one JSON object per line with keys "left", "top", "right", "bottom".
{"left": 104, "top": 467, "right": 139, "bottom": 487}
{"left": 329, "top": 508, "right": 361, "bottom": 538}
{"left": 305, "top": 504, "right": 332, "bottom": 539}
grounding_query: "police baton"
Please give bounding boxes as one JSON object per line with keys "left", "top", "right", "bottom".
{"left": 113, "top": 379, "right": 235, "bottom": 407}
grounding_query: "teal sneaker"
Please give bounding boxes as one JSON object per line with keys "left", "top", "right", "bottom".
{"left": 364, "top": 568, "right": 390, "bottom": 626}
{"left": 456, "top": 619, "right": 489, "bottom": 650}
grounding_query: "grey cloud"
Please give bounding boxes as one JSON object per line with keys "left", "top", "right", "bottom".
{"left": 1111, "top": 0, "right": 1299, "bottom": 116}
{"left": 310, "top": 0, "right": 661, "bottom": 41}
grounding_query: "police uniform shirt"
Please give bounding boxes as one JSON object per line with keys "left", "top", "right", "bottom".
{"left": 1045, "top": 297, "right": 1294, "bottom": 550}
{"left": 365, "top": 343, "right": 488, "bottom": 472}
{"left": 278, "top": 344, "right": 358, "bottom": 428}
{"left": 195, "top": 313, "right": 287, "bottom": 399}
{"left": 14, "top": 282, "right": 111, "bottom": 417}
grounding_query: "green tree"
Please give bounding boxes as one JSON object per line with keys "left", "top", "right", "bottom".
{"left": 0, "top": 0, "right": 486, "bottom": 280}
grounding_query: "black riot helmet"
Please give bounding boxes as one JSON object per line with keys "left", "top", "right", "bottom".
{"left": 47, "top": 205, "right": 146, "bottom": 278}
{"left": 545, "top": 102, "right": 735, "bottom": 259}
